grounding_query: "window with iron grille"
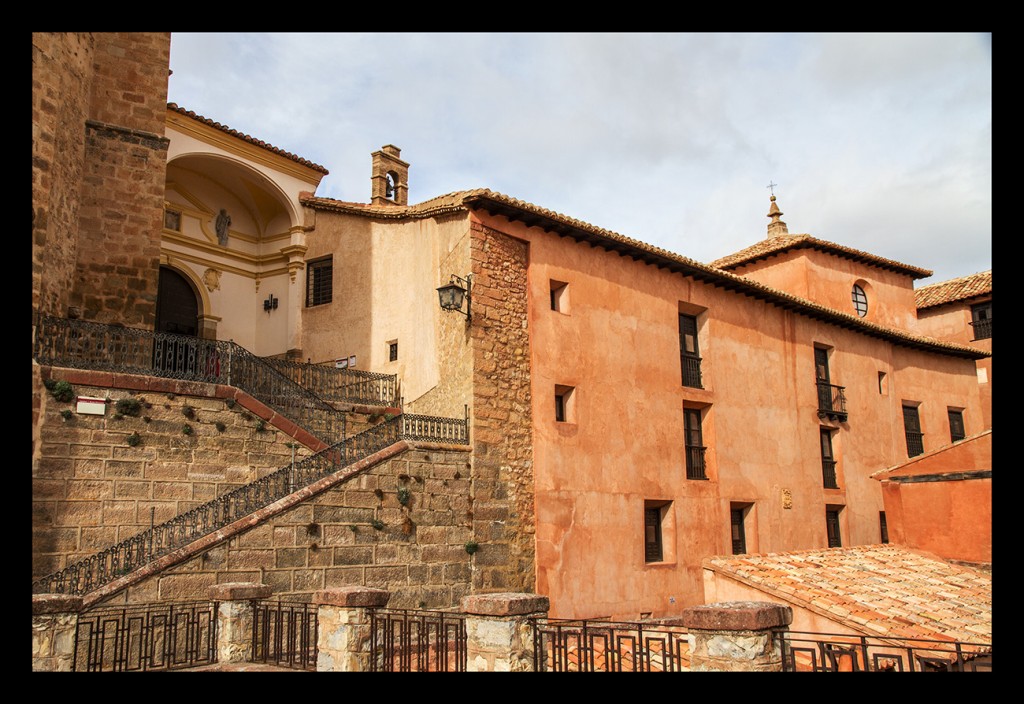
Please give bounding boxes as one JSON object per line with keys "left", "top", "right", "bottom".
{"left": 820, "top": 428, "right": 838, "bottom": 489}
{"left": 902, "top": 404, "right": 924, "bottom": 457}
{"left": 684, "top": 407, "right": 707, "bottom": 480}
{"left": 730, "top": 507, "right": 747, "bottom": 554}
{"left": 970, "top": 301, "right": 991, "bottom": 340}
{"left": 306, "top": 257, "right": 333, "bottom": 307}
{"left": 948, "top": 409, "right": 966, "bottom": 443}
{"left": 851, "top": 284, "right": 868, "bottom": 317}
{"left": 644, "top": 501, "right": 670, "bottom": 562}
{"left": 679, "top": 314, "right": 703, "bottom": 389}
{"left": 826, "top": 508, "right": 842, "bottom": 548}
{"left": 388, "top": 341, "right": 398, "bottom": 362}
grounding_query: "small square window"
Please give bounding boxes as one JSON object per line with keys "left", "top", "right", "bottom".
{"left": 550, "top": 280, "right": 569, "bottom": 313}
{"left": 388, "top": 340, "right": 398, "bottom": 362}
{"left": 555, "top": 385, "right": 575, "bottom": 423}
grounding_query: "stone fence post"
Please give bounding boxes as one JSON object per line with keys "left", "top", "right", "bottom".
{"left": 32, "top": 594, "right": 84, "bottom": 671}
{"left": 461, "top": 592, "right": 550, "bottom": 672}
{"left": 681, "top": 601, "right": 792, "bottom": 672}
{"left": 313, "top": 586, "right": 391, "bottom": 672}
{"left": 208, "top": 582, "right": 272, "bottom": 664}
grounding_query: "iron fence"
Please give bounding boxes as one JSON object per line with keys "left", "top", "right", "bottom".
{"left": 73, "top": 600, "right": 218, "bottom": 672}
{"left": 681, "top": 355, "right": 703, "bottom": 389}
{"left": 251, "top": 600, "right": 319, "bottom": 671}
{"left": 781, "top": 630, "right": 992, "bottom": 672}
{"left": 532, "top": 618, "right": 692, "bottom": 672}
{"left": 370, "top": 608, "right": 467, "bottom": 672}
{"left": 401, "top": 411, "right": 469, "bottom": 444}
{"left": 822, "top": 459, "right": 838, "bottom": 488}
{"left": 32, "top": 314, "right": 345, "bottom": 445}
{"left": 685, "top": 445, "right": 707, "bottom": 480}
{"left": 265, "top": 357, "right": 401, "bottom": 408}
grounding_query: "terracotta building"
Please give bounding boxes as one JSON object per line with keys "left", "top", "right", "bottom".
{"left": 32, "top": 33, "right": 991, "bottom": 620}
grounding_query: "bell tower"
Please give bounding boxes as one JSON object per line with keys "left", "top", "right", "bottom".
{"left": 370, "top": 144, "right": 409, "bottom": 206}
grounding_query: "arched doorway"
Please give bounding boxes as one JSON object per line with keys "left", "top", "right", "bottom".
{"left": 155, "top": 266, "right": 199, "bottom": 336}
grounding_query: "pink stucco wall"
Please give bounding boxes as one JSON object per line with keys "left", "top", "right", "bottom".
{"left": 472, "top": 210, "right": 984, "bottom": 620}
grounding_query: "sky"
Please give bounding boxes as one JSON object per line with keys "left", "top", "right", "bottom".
{"left": 167, "top": 33, "right": 991, "bottom": 285}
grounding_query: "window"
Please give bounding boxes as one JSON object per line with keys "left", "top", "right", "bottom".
{"left": 826, "top": 507, "right": 842, "bottom": 548}
{"left": 879, "top": 511, "right": 889, "bottom": 544}
{"left": 815, "top": 346, "right": 847, "bottom": 421}
{"left": 851, "top": 284, "right": 868, "bottom": 317}
{"left": 820, "top": 428, "right": 838, "bottom": 489}
{"left": 679, "top": 314, "right": 703, "bottom": 388}
{"left": 388, "top": 341, "right": 398, "bottom": 362}
{"left": 644, "top": 500, "right": 672, "bottom": 563}
{"left": 164, "top": 209, "right": 181, "bottom": 231}
{"left": 555, "top": 385, "right": 575, "bottom": 423}
{"left": 878, "top": 371, "right": 888, "bottom": 395}
{"left": 970, "top": 302, "right": 991, "bottom": 340}
{"left": 730, "top": 506, "right": 748, "bottom": 554}
{"left": 550, "top": 280, "right": 569, "bottom": 313}
{"left": 902, "top": 404, "right": 924, "bottom": 457}
{"left": 306, "top": 257, "right": 333, "bottom": 307}
{"left": 684, "top": 407, "right": 706, "bottom": 480}
{"left": 948, "top": 409, "right": 966, "bottom": 443}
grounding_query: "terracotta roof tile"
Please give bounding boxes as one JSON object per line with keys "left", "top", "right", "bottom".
{"left": 703, "top": 545, "right": 991, "bottom": 649}
{"left": 301, "top": 189, "right": 987, "bottom": 362}
{"left": 709, "top": 234, "right": 933, "bottom": 279}
{"left": 914, "top": 270, "right": 992, "bottom": 310}
{"left": 167, "top": 103, "right": 329, "bottom": 175}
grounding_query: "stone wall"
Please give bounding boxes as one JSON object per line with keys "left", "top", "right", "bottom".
{"left": 32, "top": 371, "right": 306, "bottom": 580}
{"left": 469, "top": 220, "right": 535, "bottom": 593}
{"left": 72, "top": 32, "right": 171, "bottom": 327}
{"left": 108, "top": 445, "right": 475, "bottom": 609}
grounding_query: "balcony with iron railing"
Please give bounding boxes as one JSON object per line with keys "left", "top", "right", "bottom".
{"left": 681, "top": 354, "right": 703, "bottom": 389}
{"left": 821, "top": 459, "right": 838, "bottom": 489}
{"left": 905, "top": 430, "right": 925, "bottom": 458}
{"left": 816, "top": 381, "right": 848, "bottom": 422}
{"left": 970, "top": 317, "right": 992, "bottom": 340}
{"left": 685, "top": 445, "right": 707, "bottom": 480}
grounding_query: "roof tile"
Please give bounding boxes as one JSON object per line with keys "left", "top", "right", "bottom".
{"left": 914, "top": 270, "right": 992, "bottom": 310}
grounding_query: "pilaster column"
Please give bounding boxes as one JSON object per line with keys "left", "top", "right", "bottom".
{"left": 32, "top": 593, "right": 84, "bottom": 671}
{"left": 461, "top": 592, "right": 550, "bottom": 672}
{"left": 681, "top": 600, "right": 792, "bottom": 672}
{"left": 313, "top": 586, "right": 391, "bottom": 672}
{"left": 208, "top": 582, "right": 272, "bottom": 663}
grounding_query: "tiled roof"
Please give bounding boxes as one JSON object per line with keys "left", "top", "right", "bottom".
{"left": 915, "top": 270, "right": 992, "bottom": 310}
{"left": 704, "top": 545, "right": 991, "bottom": 648}
{"left": 166, "top": 103, "right": 329, "bottom": 175}
{"left": 302, "top": 189, "right": 988, "bottom": 362}
{"left": 709, "top": 234, "right": 933, "bottom": 279}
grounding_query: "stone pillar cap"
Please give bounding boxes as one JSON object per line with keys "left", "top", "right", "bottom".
{"left": 313, "top": 586, "right": 391, "bottom": 608}
{"left": 208, "top": 582, "right": 273, "bottom": 601}
{"left": 681, "top": 601, "right": 793, "bottom": 631}
{"left": 32, "top": 593, "right": 85, "bottom": 615}
{"left": 461, "top": 592, "right": 550, "bottom": 616}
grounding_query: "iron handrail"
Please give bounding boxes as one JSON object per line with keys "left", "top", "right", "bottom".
{"left": 816, "top": 381, "right": 848, "bottom": 420}
{"left": 32, "top": 411, "right": 469, "bottom": 597}
{"left": 780, "top": 629, "right": 991, "bottom": 672}
{"left": 32, "top": 314, "right": 346, "bottom": 445}
{"left": 263, "top": 357, "right": 401, "bottom": 408}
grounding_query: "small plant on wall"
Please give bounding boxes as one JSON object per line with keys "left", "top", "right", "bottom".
{"left": 182, "top": 424, "right": 194, "bottom": 436}
{"left": 397, "top": 487, "right": 411, "bottom": 506}
{"left": 464, "top": 541, "right": 479, "bottom": 556}
{"left": 45, "top": 379, "right": 74, "bottom": 403}
{"left": 126, "top": 431, "right": 142, "bottom": 447}
{"left": 60, "top": 409, "right": 73, "bottom": 421}
{"left": 215, "top": 421, "right": 226, "bottom": 432}
{"left": 115, "top": 398, "right": 142, "bottom": 417}
{"left": 182, "top": 405, "right": 196, "bottom": 420}
{"left": 371, "top": 518, "right": 385, "bottom": 531}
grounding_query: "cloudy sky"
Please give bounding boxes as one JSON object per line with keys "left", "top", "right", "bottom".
{"left": 167, "top": 33, "right": 991, "bottom": 285}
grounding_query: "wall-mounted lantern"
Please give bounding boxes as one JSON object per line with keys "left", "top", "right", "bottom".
{"left": 436, "top": 274, "right": 472, "bottom": 323}
{"left": 264, "top": 294, "right": 278, "bottom": 313}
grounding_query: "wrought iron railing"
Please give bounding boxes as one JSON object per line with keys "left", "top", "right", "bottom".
{"left": 264, "top": 357, "right": 400, "bottom": 408}
{"left": 822, "top": 459, "right": 838, "bottom": 489}
{"left": 370, "top": 608, "right": 467, "bottom": 672}
{"left": 970, "top": 317, "right": 992, "bottom": 340}
{"left": 533, "top": 618, "right": 692, "bottom": 672}
{"left": 781, "top": 630, "right": 991, "bottom": 672}
{"left": 816, "top": 381, "right": 848, "bottom": 421}
{"left": 905, "top": 430, "right": 925, "bottom": 458}
{"left": 32, "top": 314, "right": 345, "bottom": 445}
{"left": 32, "top": 412, "right": 467, "bottom": 597}
{"left": 251, "top": 599, "right": 318, "bottom": 671}
{"left": 685, "top": 445, "right": 707, "bottom": 480}
{"left": 73, "top": 600, "right": 218, "bottom": 672}
{"left": 681, "top": 354, "right": 703, "bottom": 389}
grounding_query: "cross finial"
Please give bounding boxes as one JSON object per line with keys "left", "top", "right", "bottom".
{"left": 767, "top": 181, "right": 778, "bottom": 196}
